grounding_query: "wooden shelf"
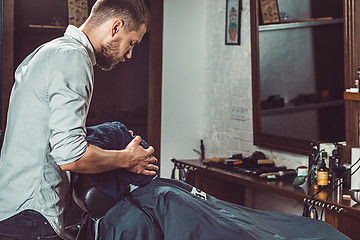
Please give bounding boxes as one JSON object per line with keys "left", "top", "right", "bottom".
{"left": 262, "top": 100, "right": 344, "bottom": 116}
{"left": 344, "top": 92, "right": 360, "bottom": 101}
{"left": 14, "top": 25, "right": 67, "bottom": 34}
{"left": 259, "top": 18, "right": 343, "bottom": 32}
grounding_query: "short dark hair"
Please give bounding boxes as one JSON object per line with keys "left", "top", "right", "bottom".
{"left": 87, "top": 0, "right": 151, "bottom": 32}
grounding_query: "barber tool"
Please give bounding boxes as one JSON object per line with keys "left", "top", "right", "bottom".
{"left": 260, "top": 169, "right": 296, "bottom": 179}
{"left": 350, "top": 189, "right": 360, "bottom": 203}
{"left": 200, "top": 139, "right": 205, "bottom": 160}
{"left": 205, "top": 157, "right": 227, "bottom": 164}
{"left": 309, "top": 204, "right": 318, "bottom": 219}
{"left": 302, "top": 199, "right": 318, "bottom": 220}
{"left": 329, "top": 147, "right": 339, "bottom": 186}
{"left": 308, "top": 142, "right": 318, "bottom": 187}
{"left": 293, "top": 175, "right": 307, "bottom": 186}
{"left": 293, "top": 166, "right": 308, "bottom": 187}
{"left": 193, "top": 139, "right": 206, "bottom": 162}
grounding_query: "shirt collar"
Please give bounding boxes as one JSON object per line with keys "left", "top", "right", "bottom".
{"left": 64, "top": 25, "right": 96, "bottom": 66}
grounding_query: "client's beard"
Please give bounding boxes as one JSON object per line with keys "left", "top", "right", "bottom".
{"left": 95, "top": 41, "right": 123, "bottom": 71}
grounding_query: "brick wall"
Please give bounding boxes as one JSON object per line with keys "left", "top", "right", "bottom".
{"left": 202, "top": 0, "right": 308, "bottom": 169}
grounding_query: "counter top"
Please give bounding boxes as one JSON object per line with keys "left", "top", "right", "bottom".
{"left": 173, "top": 159, "right": 360, "bottom": 218}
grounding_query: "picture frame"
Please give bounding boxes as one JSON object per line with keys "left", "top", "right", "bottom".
{"left": 68, "top": 0, "right": 89, "bottom": 27}
{"left": 225, "top": 0, "right": 242, "bottom": 45}
{"left": 259, "top": 0, "right": 280, "bottom": 24}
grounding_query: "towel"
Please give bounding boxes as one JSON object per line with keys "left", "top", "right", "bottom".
{"left": 75, "top": 121, "right": 156, "bottom": 201}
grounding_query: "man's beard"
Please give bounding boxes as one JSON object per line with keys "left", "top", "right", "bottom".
{"left": 95, "top": 41, "right": 123, "bottom": 71}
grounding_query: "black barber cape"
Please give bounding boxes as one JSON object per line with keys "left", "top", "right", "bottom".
{"left": 75, "top": 122, "right": 350, "bottom": 240}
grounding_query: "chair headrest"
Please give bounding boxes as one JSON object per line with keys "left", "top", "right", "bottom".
{"left": 72, "top": 174, "right": 117, "bottom": 219}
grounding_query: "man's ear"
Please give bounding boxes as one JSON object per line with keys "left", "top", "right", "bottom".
{"left": 112, "top": 19, "right": 124, "bottom": 37}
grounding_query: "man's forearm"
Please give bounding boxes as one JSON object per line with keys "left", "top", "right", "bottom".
{"left": 59, "top": 136, "right": 159, "bottom": 175}
{"left": 59, "top": 144, "right": 131, "bottom": 173}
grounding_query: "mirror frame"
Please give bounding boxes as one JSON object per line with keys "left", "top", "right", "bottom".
{"left": 250, "top": 0, "right": 336, "bottom": 155}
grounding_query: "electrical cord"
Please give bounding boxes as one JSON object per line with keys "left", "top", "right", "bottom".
{"left": 305, "top": 149, "right": 324, "bottom": 194}
{"left": 319, "top": 157, "right": 360, "bottom": 220}
{"left": 301, "top": 150, "right": 325, "bottom": 218}
{"left": 303, "top": 150, "right": 359, "bottom": 219}
{"left": 304, "top": 155, "right": 360, "bottom": 219}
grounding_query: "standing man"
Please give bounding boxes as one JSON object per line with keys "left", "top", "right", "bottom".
{"left": 0, "top": 0, "right": 158, "bottom": 239}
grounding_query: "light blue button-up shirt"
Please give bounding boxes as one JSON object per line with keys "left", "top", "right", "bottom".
{"left": 0, "top": 25, "right": 96, "bottom": 238}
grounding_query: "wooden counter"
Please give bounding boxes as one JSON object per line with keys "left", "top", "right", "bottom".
{"left": 173, "top": 159, "right": 360, "bottom": 239}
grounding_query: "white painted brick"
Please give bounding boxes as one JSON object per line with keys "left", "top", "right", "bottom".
{"left": 240, "top": 98, "right": 252, "bottom": 108}
{"left": 201, "top": 0, "right": 307, "bottom": 166}
{"left": 231, "top": 129, "right": 251, "bottom": 142}
{"left": 242, "top": 120, "right": 253, "bottom": 132}
{"left": 229, "top": 119, "right": 242, "bottom": 130}
{"left": 229, "top": 138, "right": 241, "bottom": 149}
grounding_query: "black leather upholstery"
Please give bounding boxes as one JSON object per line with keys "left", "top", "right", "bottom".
{"left": 72, "top": 174, "right": 117, "bottom": 219}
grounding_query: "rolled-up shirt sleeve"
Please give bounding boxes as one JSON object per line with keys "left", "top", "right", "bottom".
{"left": 48, "top": 47, "right": 94, "bottom": 165}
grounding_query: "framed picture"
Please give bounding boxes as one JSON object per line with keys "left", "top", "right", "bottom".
{"left": 259, "top": 0, "right": 280, "bottom": 24}
{"left": 68, "top": 0, "right": 89, "bottom": 27}
{"left": 225, "top": 0, "right": 242, "bottom": 45}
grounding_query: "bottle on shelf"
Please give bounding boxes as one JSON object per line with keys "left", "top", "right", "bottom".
{"left": 317, "top": 151, "right": 329, "bottom": 189}
{"left": 329, "top": 144, "right": 339, "bottom": 186}
{"left": 309, "top": 142, "right": 318, "bottom": 188}
{"left": 356, "top": 68, "right": 360, "bottom": 92}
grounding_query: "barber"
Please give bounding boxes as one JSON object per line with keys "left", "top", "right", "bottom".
{"left": 0, "top": 0, "right": 158, "bottom": 239}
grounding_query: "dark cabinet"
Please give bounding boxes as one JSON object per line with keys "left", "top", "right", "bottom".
{"left": 2, "top": 0, "right": 163, "bottom": 149}
{"left": 252, "top": 0, "right": 346, "bottom": 154}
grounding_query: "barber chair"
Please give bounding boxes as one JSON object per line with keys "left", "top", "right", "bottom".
{"left": 72, "top": 174, "right": 117, "bottom": 219}
{"left": 64, "top": 174, "right": 117, "bottom": 240}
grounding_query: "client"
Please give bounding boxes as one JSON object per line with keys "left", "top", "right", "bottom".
{"left": 75, "top": 121, "right": 350, "bottom": 240}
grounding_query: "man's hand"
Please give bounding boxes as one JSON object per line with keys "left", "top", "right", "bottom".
{"left": 125, "top": 136, "right": 159, "bottom": 176}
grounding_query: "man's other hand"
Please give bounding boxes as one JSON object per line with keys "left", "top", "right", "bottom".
{"left": 125, "top": 136, "right": 159, "bottom": 176}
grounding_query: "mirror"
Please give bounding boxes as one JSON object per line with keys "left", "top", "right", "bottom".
{"left": 251, "top": 0, "right": 345, "bottom": 155}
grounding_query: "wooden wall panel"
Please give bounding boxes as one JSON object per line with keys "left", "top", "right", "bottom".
{"left": 1, "top": 0, "right": 14, "bottom": 129}
{"left": 344, "top": 0, "right": 360, "bottom": 161}
{"left": 148, "top": 0, "right": 164, "bottom": 166}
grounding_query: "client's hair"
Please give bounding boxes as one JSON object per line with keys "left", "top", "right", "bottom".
{"left": 86, "top": 0, "right": 151, "bottom": 32}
